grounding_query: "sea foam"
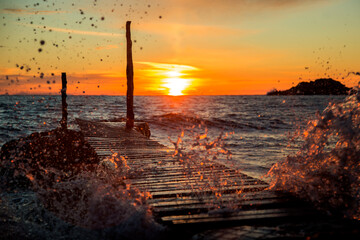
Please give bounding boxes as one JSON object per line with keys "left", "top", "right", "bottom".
{"left": 268, "top": 85, "right": 360, "bottom": 219}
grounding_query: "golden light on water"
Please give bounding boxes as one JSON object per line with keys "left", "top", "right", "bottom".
{"left": 138, "top": 62, "right": 199, "bottom": 96}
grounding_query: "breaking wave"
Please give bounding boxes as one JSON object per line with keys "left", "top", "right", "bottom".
{"left": 148, "top": 113, "right": 286, "bottom": 131}
{"left": 268, "top": 85, "right": 360, "bottom": 219}
{"left": 1, "top": 152, "right": 164, "bottom": 239}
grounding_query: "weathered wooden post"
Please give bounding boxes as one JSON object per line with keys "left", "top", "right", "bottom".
{"left": 60, "top": 72, "right": 68, "bottom": 130}
{"left": 126, "top": 21, "right": 134, "bottom": 129}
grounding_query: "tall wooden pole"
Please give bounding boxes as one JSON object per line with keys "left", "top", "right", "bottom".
{"left": 60, "top": 72, "right": 68, "bottom": 130}
{"left": 126, "top": 21, "right": 134, "bottom": 129}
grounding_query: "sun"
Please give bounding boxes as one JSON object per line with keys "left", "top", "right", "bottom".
{"left": 138, "top": 62, "right": 199, "bottom": 96}
{"left": 163, "top": 77, "right": 190, "bottom": 96}
{"left": 162, "top": 70, "right": 190, "bottom": 96}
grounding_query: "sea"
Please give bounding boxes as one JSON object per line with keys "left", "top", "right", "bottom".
{"left": 0, "top": 95, "right": 346, "bottom": 179}
{"left": 1, "top": 94, "right": 360, "bottom": 239}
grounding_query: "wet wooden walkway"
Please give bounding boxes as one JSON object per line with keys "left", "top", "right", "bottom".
{"left": 77, "top": 119, "right": 317, "bottom": 233}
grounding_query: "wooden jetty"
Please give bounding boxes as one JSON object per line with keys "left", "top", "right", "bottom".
{"left": 77, "top": 119, "right": 320, "bottom": 236}
{"left": 59, "top": 22, "right": 359, "bottom": 239}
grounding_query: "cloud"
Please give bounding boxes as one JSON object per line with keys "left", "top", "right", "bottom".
{"left": 20, "top": 23, "right": 123, "bottom": 38}
{"left": 137, "top": 62, "right": 199, "bottom": 72}
{"left": 134, "top": 22, "right": 256, "bottom": 37}
{"left": 161, "top": 0, "right": 331, "bottom": 10}
{"left": 254, "top": 0, "right": 330, "bottom": 8}
{"left": 158, "top": 0, "right": 337, "bottom": 23}
{"left": 95, "top": 45, "right": 119, "bottom": 50}
{"left": 1, "top": 8, "right": 65, "bottom": 15}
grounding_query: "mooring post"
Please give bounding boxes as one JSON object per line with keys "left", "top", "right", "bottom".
{"left": 60, "top": 72, "right": 68, "bottom": 130}
{"left": 126, "top": 21, "right": 134, "bottom": 129}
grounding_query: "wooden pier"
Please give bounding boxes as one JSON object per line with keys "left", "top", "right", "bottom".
{"left": 76, "top": 119, "right": 321, "bottom": 236}
{"left": 71, "top": 21, "right": 318, "bottom": 236}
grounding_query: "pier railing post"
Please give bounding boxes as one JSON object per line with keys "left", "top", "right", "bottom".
{"left": 60, "top": 72, "right": 68, "bottom": 130}
{"left": 126, "top": 21, "right": 134, "bottom": 129}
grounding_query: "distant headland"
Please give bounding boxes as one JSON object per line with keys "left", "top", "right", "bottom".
{"left": 267, "top": 78, "right": 351, "bottom": 95}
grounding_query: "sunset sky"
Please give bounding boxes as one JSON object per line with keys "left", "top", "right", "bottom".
{"left": 0, "top": 0, "right": 359, "bottom": 95}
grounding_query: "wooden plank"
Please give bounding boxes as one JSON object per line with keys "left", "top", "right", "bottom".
{"left": 149, "top": 184, "right": 268, "bottom": 199}
{"left": 161, "top": 207, "right": 314, "bottom": 225}
{"left": 128, "top": 174, "right": 258, "bottom": 185}
{"left": 132, "top": 178, "right": 260, "bottom": 190}
{"left": 152, "top": 199, "right": 293, "bottom": 216}
{"left": 128, "top": 170, "right": 238, "bottom": 181}
{"left": 147, "top": 191, "right": 285, "bottom": 206}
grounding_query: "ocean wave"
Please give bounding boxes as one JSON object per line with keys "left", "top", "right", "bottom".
{"left": 146, "top": 113, "right": 282, "bottom": 131}
{"left": 1, "top": 144, "right": 164, "bottom": 239}
{"left": 268, "top": 87, "right": 360, "bottom": 219}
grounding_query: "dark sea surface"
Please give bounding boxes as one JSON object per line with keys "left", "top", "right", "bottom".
{"left": 0, "top": 95, "right": 345, "bottom": 179}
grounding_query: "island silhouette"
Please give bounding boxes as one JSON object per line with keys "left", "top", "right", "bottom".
{"left": 267, "top": 78, "right": 351, "bottom": 95}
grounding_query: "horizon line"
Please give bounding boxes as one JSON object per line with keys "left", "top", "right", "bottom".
{"left": 0, "top": 94, "right": 268, "bottom": 97}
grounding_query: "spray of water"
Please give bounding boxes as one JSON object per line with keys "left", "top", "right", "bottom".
{"left": 268, "top": 84, "right": 360, "bottom": 219}
{"left": 1, "top": 151, "right": 164, "bottom": 239}
{"left": 170, "top": 125, "right": 246, "bottom": 211}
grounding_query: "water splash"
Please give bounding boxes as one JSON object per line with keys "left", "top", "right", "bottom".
{"left": 170, "top": 125, "right": 246, "bottom": 210}
{"left": 268, "top": 84, "right": 360, "bottom": 219}
{"left": 1, "top": 150, "right": 164, "bottom": 239}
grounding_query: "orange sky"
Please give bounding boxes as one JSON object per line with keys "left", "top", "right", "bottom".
{"left": 0, "top": 0, "right": 359, "bottom": 95}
